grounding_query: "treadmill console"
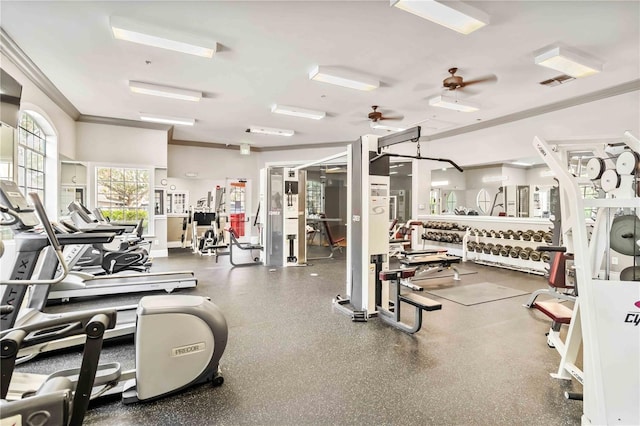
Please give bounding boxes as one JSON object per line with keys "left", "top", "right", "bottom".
{"left": 0, "top": 179, "right": 39, "bottom": 228}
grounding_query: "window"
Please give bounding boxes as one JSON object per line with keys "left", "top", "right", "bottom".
{"left": 96, "top": 167, "right": 150, "bottom": 228}
{"left": 17, "top": 113, "right": 46, "bottom": 201}
{"left": 306, "top": 180, "right": 323, "bottom": 215}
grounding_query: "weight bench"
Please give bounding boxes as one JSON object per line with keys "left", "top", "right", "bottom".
{"left": 532, "top": 299, "right": 583, "bottom": 383}
{"left": 376, "top": 268, "right": 442, "bottom": 334}
{"left": 398, "top": 253, "right": 462, "bottom": 291}
{"left": 308, "top": 213, "right": 344, "bottom": 260}
{"left": 523, "top": 246, "right": 576, "bottom": 308}
{"left": 228, "top": 229, "right": 263, "bottom": 267}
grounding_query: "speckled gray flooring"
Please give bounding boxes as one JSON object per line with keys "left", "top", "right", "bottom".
{"left": 16, "top": 249, "right": 583, "bottom": 425}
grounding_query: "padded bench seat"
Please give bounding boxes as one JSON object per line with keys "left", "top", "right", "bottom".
{"left": 400, "top": 248, "right": 447, "bottom": 256}
{"left": 379, "top": 268, "right": 417, "bottom": 281}
{"left": 399, "top": 254, "right": 462, "bottom": 266}
{"left": 534, "top": 301, "right": 573, "bottom": 324}
{"left": 399, "top": 293, "right": 442, "bottom": 311}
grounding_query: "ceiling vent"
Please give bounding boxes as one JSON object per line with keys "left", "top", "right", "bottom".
{"left": 539, "top": 74, "right": 576, "bottom": 87}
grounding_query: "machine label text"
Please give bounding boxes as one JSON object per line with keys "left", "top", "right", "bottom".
{"left": 171, "top": 342, "right": 206, "bottom": 357}
{"left": 624, "top": 313, "right": 640, "bottom": 326}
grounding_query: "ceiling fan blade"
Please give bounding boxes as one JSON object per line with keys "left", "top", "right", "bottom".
{"left": 380, "top": 116, "right": 403, "bottom": 121}
{"left": 463, "top": 74, "right": 498, "bottom": 86}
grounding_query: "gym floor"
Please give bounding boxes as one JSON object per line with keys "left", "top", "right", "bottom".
{"left": 20, "top": 248, "right": 583, "bottom": 425}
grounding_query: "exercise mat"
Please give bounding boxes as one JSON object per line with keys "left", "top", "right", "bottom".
{"left": 425, "top": 282, "right": 529, "bottom": 306}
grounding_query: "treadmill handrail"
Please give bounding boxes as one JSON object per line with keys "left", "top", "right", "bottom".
{"left": 2, "top": 195, "right": 69, "bottom": 286}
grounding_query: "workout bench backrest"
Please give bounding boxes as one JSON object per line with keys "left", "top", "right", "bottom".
{"left": 319, "top": 213, "right": 345, "bottom": 246}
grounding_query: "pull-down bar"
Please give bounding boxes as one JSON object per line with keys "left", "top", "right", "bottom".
{"left": 371, "top": 126, "right": 464, "bottom": 172}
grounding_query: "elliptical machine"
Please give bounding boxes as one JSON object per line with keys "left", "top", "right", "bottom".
{"left": 0, "top": 184, "right": 228, "bottom": 407}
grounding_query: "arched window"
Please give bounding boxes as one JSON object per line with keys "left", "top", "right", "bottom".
{"left": 17, "top": 112, "right": 47, "bottom": 202}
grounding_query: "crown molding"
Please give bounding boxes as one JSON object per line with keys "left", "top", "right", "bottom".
{"left": 78, "top": 114, "right": 171, "bottom": 131}
{"left": 169, "top": 139, "right": 247, "bottom": 151}
{"left": 423, "top": 79, "right": 640, "bottom": 142}
{"left": 1, "top": 27, "right": 81, "bottom": 120}
{"left": 169, "top": 138, "right": 351, "bottom": 152}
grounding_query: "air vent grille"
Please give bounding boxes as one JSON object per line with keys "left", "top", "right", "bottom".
{"left": 539, "top": 74, "right": 576, "bottom": 87}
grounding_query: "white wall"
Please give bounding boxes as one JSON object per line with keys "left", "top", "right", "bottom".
{"left": 76, "top": 122, "right": 167, "bottom": 167}
{"left": 259, "top": 145, "right": 347, "bottom": 167}
{"left": 393, "top": 90, "right": 640, "bottom": 168}
{"left": 1, "top": 53, "right": 77, "bottom": 159}
{"left": 75, "top": 122, "right": 169, "bottom": 254}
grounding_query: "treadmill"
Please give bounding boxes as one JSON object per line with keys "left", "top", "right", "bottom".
{"left": 0, "top": 180, "right": 137, "bottom": 363}
{"left": 0, "top": 181, "right": 197, "bottom": 302}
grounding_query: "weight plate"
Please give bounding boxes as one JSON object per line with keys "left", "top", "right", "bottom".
{"left": 601, "top": 169, "right": 621, "bottom": 192}
{"left": 610, "top": 214, "right": 640, "bottom": 256}
{"left": 620, "top": 266, "right": 640, "bottom": 281}
{"left": 586, "top": 157, "right": 606, "bottom": 180}
{"left": 616, "top": 151, "right": 640, "bottom": 175}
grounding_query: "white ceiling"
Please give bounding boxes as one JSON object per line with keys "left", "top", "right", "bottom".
{"left": 1, "top": 1, "right": 639, "bottom": 149}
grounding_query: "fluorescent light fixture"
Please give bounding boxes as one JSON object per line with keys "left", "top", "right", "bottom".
{"left": 389, "top": 171, "right": 399, "bottom": 175}
{"left": 441, "top": 167, "right": 448, "bottom": 171}
{"left": 139, "top": 113, "right": 195, "bottom": 126}
{"left": 327, "top": 167, "right": 343, "bottom": 172}
{"left": 482, "top": 175, "right": 508, "bottom": 183}
{"left": 271, "top": 104, "right": 326, "bottom": 120}
{"left": 370, "top": 122, "right": 406, "bottom": 132}
{"left": 391, "top": 0, "right": 489, "bottom": 35}
{"left": 431, "top": 180, "right": 449, "bottom": 187}
{"left": 129, "top": 81, "right": 202, "bottom": 102}
{"left": 309, "top": 65, "right": 379, "bottom": 91}
{"left": 407, "top": 173, "right": 413, "bottom": 177}
{"left": 510, "top": 162, "right": 533, "bottom": 167}
{"left": 247, "top": 126, "right": 294, "bottom": 137}
{"left": 540, "top": 170, "right": 555, "bottom": 177}
{"left": 429, "top": 95, "right": 479, "bottom": 112}
{"left": 389, "top": 164, "right": 404, "bottom": 169}
{"left": 184, "top": 172, "right": 198, "bottom": 178}
{"left": 111, "top": 16, "right": 217, "bottom": 58}
{"left": 240, "top": 143, "right": 251, "bottom": 155}
{"left": 534, "top": 44, "right": 602, "bottom": 78}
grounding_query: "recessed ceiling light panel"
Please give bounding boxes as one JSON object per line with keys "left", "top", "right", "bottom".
{"left": 111, "top": 16, "right": 217, "bottom": 58}
{"left": 370, "top": 122, "right": 406, "bottom": 132}
{"left": 139, "top": 113, "right": 195, "bottom": 126}
{"left": 247, "top": 126, "right": 295, "bottom": 137}
{"left": 309, "top": 66, "right": 379, "bottom": 91}
{"left": 271, "top": 104, "right": 326, "bottom": 120}
{"left": 391, "top": 0, "right": 489, "bottom": 35}
{"left": 429, "top": 95, "right": 479, "bottom": 112}
{"left": 129, "top": 81, "right": 202, "bottom": 101}
{"left": 534, "top": 44, "right": 602, "bottom": 78}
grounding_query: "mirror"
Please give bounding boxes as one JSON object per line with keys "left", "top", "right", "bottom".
{"left": 476, "top": 188, "right": 491, "bottom": 214}
{"left": 59, "top": 161, "right": 87, "bottom": 216}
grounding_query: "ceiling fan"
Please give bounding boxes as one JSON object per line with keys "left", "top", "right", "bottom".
{"left": 367, "top": 105, "right": 402, "bottom": 122}
{"left": 442, "top": 67, "right": 497, "bottom": 91}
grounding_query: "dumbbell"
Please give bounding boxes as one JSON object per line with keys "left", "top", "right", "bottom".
{"left": 543, "top": 232, "right": 553, "bottom": 244}
{"left": 483, "top": 243, "right": 494, "bottom": 254}
{"left": 491, "top": 244, "right": 503, "bottom": 255}
{"left": 467, "top": 241, "right": 477, "bottom": 251}
{"left": 519, "top": 247, "right": 533, "bottom": 260}
{"left": 532, "top": 232, "right": 544, "bottom": 242}
{"left": 509, "top": 246, "right": 523, "bottom": 258}
{"left": 498, "top": 230, "right": 506, "bottom": 239}
{"left": 541, "top": 252, "right": 551, "bottom": 262}
{"left": 475, "top": 242, "right": 485, "bottom": 253}
{"left": 529, "top": 250, "right": 542, "bottom": 261}
{"left": 500, "top": 245, "right": 512, "bottom": 257}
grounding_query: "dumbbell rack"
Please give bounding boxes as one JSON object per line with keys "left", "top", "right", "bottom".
{"left": 416, "top": 215, "right": 552, "bottom": 275}
{"left": 534, "top": 132, "right": 639, "bottom": 425}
